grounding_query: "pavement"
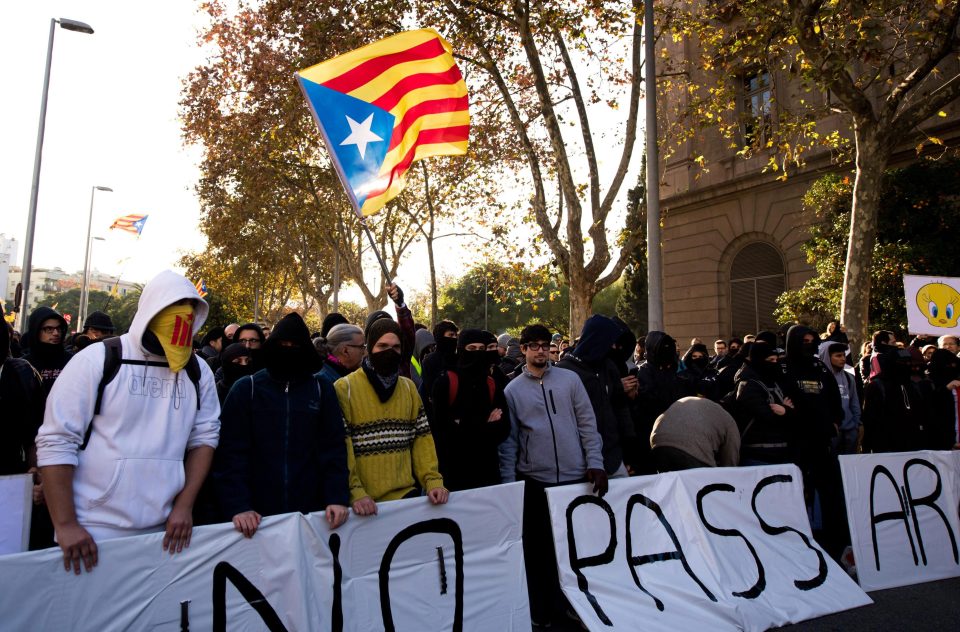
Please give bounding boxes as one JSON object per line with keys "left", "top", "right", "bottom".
{"left": 539, "top": 577, "right": 960, "bottom": 631}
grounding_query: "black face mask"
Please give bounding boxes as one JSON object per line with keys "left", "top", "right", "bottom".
{"left": 608, "top": 345, "right": 631, "bottom": 366}
{"left": 223, "top": 360, "right": 255, "bottom": 386}
{"left": 802, "top": 341, "right": 819, "bottom": 356}
{"left": 437, "top": 336, "right": 457, "bottom": 356}
{"left": 369, "top": 349, "right": 401, "bottom": 376}
{"left": 483, "top": 349, "right": 500, "bottom": 367}
{"left": 263, "top": 344, "right": 317, "bottom": 380}
{"left": 689, "top": 355, "right": 709, "bottom": 370}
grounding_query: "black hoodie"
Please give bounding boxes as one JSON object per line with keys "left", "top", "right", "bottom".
{"left": 0, "top": 322, "right": 43, "bottom": 474}
{"left": 21, "top": 306, "right": 72, "bottom": 401}
{"left": 557, "top": 315, "right": 634, "bottom": 474}
{"left": 862, "top": 347, "right": 929, "bottom": 452}
{"left": 782, "top": 325, "right": 842, "bottom": 457}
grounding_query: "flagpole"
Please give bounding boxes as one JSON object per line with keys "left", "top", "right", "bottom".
{"left": 360, "top": 218, "right": 392, "bottom": 283}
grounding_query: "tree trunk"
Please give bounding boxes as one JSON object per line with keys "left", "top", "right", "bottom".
{"left": 840, "top": 124, "right": 890, "bottom": 352}
{"left": 428, "top": 240, "right": 438, "bottom": 327}
{"left": 568, "top": 273, "right": 596, "bottom": 341}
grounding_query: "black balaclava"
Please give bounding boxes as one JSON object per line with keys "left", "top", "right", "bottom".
{"left": 747, "top": 341, "right": 779, "bottom": 383}
{"left": 685, "top": 343, "right": 710, "bottom": 370}
{"left": 785, "top": 325, "right": 818, "bottom": 362}
{"left": 480, "top": 330, "right": 500, "bottom": 368}
{"left": 261, "top": 313, "right": 321, "bottom": 381}
{"left": 221, "top": 343, "right": 255, "bottom": 387}
{"left": 363, "top": 318, "right": 403, "bottom": 403}
{"left": 456, "top": 329, "right": 494, "bottom": 377}
{"left": 644, "top": 331, "right": 678, "bottom": 371}
{"left": 876, "top": 347, "right": 912, "bottom": 385}
{"left": 609, "top": 317, "right": 636, "bottom": 372}
{"left": 573, "top": 314, "right": 623, "bottom": 367}
{"left": 433, "top": 320, "right": 459, "bottom": 359}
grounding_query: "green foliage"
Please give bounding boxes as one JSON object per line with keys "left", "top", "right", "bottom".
{"left": 37, "top": 289, "right": 113, "bottom": 327}
{"left": 591, "top": 280, "right": 623, "bottom": 322}
{"left": 776, "top": 156, "right": 960, "bottom": 336}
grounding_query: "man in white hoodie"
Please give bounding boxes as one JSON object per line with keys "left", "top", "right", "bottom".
{"left": 36, "top": 270, "right": 220, "bottom": 574}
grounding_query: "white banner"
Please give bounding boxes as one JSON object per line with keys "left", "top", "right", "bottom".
{"left": 546, "top": 465, "right": 871, "bottom": 631}
{"left": 0, "top": 474, "right": 32, "bottom": 555}
{"left": 840, "top": 451, "right": 960, "bottom": 592}
{"left": 0, "top": 483, "right": 529, "bottom": 631}
{"left": 903, "top": 274, "right": 960, "bottom": 336}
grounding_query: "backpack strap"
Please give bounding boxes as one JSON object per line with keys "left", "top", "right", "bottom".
{"left": 82, "top": 337, "right": 124, "bottom": 450}
{"left": 184, "top": 354, "right": 202, "bottom": 411}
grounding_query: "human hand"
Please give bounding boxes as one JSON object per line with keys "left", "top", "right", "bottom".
{"left": 232, "top": 511, "right": 262, "bottom": 538}
{"left": 782, "top": 397, "right": 794, "bottom": 409}
{"left": 487, "top": 408, "right": 502, "bottom": 423}
{"left": 326, "top": 504, "right": 349, "bottom": 529}
{"left": 163, "top": 504, "right": 194, "bottom": 553}
{"left": 770, "top": 404, "right": 786, "bottom": 415}
{"left": 29, "top": 467, "right": 44, "bottom": 505}
{"left": 352, "top": 496, "right": 378, "bottom": 516}
{"left": 586, "top": 469, "right": 608, "bottom": 497}
{"left": 57, "top": 522, "right": 97, "bottom": 574}
{"left": 427, "top": 487, "right": 449, "bottom": 505}
{"left": 387, "top": 283, "right": 404, "bottom": 306}
{"left": 947, "top": 380, "right": 960, "bottom": 391}
{"left": 621, "top": 375, "right": 639, "bottom": 396}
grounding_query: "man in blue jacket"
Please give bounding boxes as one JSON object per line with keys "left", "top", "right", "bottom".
{"left": 500, "top": 323, "right": 606, "bottom": 628}
{"left": 214, "top": 312, "right": 350, "bottom": 537}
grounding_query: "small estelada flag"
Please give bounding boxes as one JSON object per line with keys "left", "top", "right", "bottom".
{"left": 296, "top": 29, "right": 470, "bottom": 217}
{"left": 109, "top": 214, "right": 148, "bottom": 236}
{"left": 194, "top": 278, "right": 208, "bottom": 298}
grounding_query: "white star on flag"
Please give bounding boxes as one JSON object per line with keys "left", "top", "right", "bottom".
{"left": 340, "top": 114, "right": 383, "bottom": 160}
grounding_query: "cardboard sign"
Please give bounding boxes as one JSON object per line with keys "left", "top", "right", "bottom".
{"left": 0, "top": 474, "right": 32, "bottom": 554}
{"left": 0, "top": 483, "right": 529, "bottom": 631}
{"left": 903, "top": 274, "right": 960, "bottom": 336}
{"left": 546, "top": 465, "right": 871, "bottom": 631}
{"left": 840, "top": 451, "right": 960, "bottom": 592}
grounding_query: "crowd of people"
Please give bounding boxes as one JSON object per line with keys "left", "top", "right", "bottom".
{"left": 2, "top": 270, "right": 959, "bottom": 628}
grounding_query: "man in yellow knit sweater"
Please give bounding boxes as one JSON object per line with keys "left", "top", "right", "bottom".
{"left": 335, "top": 318, "right": 448, "bottom": 515}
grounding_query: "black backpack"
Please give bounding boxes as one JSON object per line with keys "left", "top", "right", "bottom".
{"left": 80, "top": 337, "right": 202, "bottom": 450}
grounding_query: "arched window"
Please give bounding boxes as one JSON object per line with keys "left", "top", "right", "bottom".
{"left": 730, "top": 242, "right": 785, "bottom": 337}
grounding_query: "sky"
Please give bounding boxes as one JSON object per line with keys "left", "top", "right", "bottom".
{"left": 2, "top": 2, "right": 644, "bottom": 311}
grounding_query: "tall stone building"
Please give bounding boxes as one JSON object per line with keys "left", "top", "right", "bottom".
{"left": 658, "top": 39, "right": 960, "bottom": 343}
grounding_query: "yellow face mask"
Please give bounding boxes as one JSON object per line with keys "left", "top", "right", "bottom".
{"left": 148, "top": 303, "right": 196, "bottom": 372}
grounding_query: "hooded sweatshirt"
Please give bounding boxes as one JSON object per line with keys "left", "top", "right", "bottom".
{"left": 36, "top": 270, "right": 220, "bottom": 539}
{"left": 817, "top": 342, "right": 861, "bottom": 432}
{"left": 22, "top": 306, "right": 72, "bottom": 401}
{"left": 1, "top": 322, "right": 43, "bottom": 474}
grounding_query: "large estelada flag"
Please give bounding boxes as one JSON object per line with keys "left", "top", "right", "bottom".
{"left": 296, "top": 28, "right": 469, "bottom": 217}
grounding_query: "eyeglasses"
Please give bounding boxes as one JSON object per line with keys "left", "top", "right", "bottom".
{"left": 40, "top": 326, "right": 61, "bottom": 334}
{"left": 345, "top": 344, "right": 366, "bottom": 352}
{"left": 237, "top": 338, "right": 261, "bottom": 346}
{"left": 523, "top": 342, "right": 550, "bottom": 351}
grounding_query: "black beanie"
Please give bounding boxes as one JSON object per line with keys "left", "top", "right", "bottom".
{"left": 457, "top": 328, "right": 488, "bottom": 352}
{"left": 365, "top": 310, "right": 392, "bottom": 334}
{"left": 83, "top": 310, "right": 115, "bottom": 333}
{"left": 367, "top": 318, "right": 401, "bottom": 353}
{"left": 755, "top": 331, "right": 777, "bottom": 347}
{"left": 749, "top": 341, "right": 775, "bottom": 365}
{"left": 322, "top": 312, "right": 349, "bottom": 338}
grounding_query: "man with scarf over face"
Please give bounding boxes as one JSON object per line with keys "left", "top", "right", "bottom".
{"left": 336, "top": 318, "right": 447, "bottom": 517}
{"left": 630, "top": 331, "right": 684, "bottom": 473}
{"left": 429, "top": 329, "right": 510, "bottom": 490}
{"left": 557, "top": 315, "right": 634, "bottom": 477}
{"left": 927, "top": 349, "right": 960, "bottom": 449}
{"left": 1, "top": 321, "right": 43, "bottom": 475}
{"left": 862, "top": 346, "right": 930, "bottom": 453}
{"left": 214, "top": 313, "right": 349, "bottom": 538}
{"left": 36, "top": 270, "right": 220, "bottom": 574}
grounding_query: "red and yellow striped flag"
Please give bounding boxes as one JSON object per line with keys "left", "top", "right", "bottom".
{"left": 297, "top": 29, "right": 469, "bottom": 217}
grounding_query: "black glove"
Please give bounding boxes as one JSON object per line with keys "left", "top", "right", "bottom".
{"left": 586, "top": 468, "right": 609, "bottom": 497}
{"left": 388, "top": 283, "right": 405, "bottom": 307}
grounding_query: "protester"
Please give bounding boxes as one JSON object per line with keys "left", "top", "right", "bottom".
{"left": 927, "top": 349, "right": 960, "bottom": 449}
{"left": 939, "top": 334, "right": 959, "bottom": 354}
{"left": 214, "top": 313, "right": 349, "bottom": 537}
{"left": 500, "top": 323, "right": 606, "bottom": 628}
{"left": 556, "top": 315, "right": 632, "bottom": 478}
{"left": 734, "top": 341, "right": 795, "bottom": 465}
{"left": 862, "top": 346, "right": 929, "bottom": 453}
{"left": 419, "top": 319, "right": 459, "bottom": 405}
{"left": 335, "top": 318, "right": 447, "bottom": 516}
{"left": 429, "top": 329, "right": 510, "bottom": 491}
{"left": 321, "top": 312, "right": 349, "bottom": 339}
{"left": 22, "top": 306, "right": 73, "bottom": 403}
{"left": 318, "top": 323, "right": 365, "bottom": 384}
{"left": 364, "top": 283, "right": 416, "bottom": 379}
{"left": 81, "top": 311, "right": 115, "bottom": 340}
{"left": 410, "top": 328, "right": 436, "bottom": 389}
{"left": 497, "top": 333, "right": 523, "bottom": 377}
{"left": 631, "top": 330, "right": 684, "bottom": 473}
{"left": 233, "top": 323, "right": 265, "bottom": 349}
{"left": 818, "top": 342, "right": 861, "bottom": 455}
{"left": 216, "top": 343, "right": 254, "bottom": 404}
{"left": 224, "top": 323, "right": 240, "bottom": 343}
{"left": 36, "top": 270, "right": 220, "bottom": 573}
{"left": 711, "top": 339, "right": 727, "bottom": 367}
{"left": 679, "top": 342, "right": 719, "bottom": 400}
{"left": 198, "top": 326, "right": 226, "bottom": 371}
{"left": 650, "top": 396, "right": 740, "bottom": 471}
{"left": 0, "top": 322, "right": 42, "bottom": 475}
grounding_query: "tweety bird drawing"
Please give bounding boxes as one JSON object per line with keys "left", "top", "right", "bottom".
{"left": 916, "top": 281, "right": 960, "bottom": 328}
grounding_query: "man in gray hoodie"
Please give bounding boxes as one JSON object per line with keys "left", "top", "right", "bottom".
{"left": 500, "top": 323, "right": 606, "bottom": 627}
{"left": 818, "top": 341, "right": 861, "bottom": 455}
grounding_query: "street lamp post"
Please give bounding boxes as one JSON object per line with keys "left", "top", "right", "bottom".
{"left": 79, "top": 186, "right": 113, "bottom": 330}
{"left": 17, "top": 17, "right": 94, "bottom": 330}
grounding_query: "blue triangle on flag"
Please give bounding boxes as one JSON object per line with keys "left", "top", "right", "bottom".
{"left": 298, "top": 78, "right": 395, "bottom": 208}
